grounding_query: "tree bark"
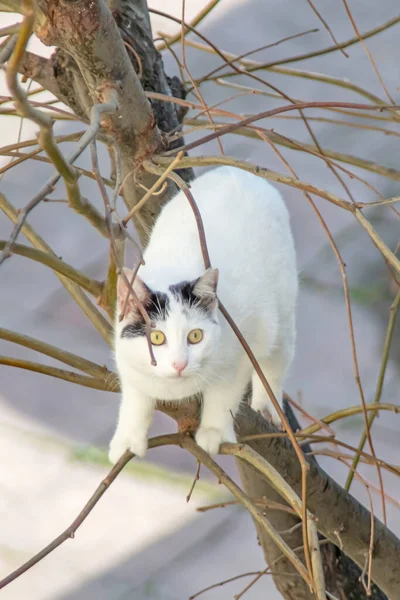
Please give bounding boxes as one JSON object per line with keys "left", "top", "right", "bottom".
{"left": 236, "top": 400, "right": 390, "bottom": 600}
{"left": 33, "top": 0, "right": 192, "bottom": 242}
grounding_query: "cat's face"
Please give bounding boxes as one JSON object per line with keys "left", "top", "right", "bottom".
{"left": 116, "top": 269, "right": 221, "bottom": 392}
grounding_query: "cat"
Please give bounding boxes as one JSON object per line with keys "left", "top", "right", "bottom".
{"left": 109, "top": 166, "right": 298, "bottom": 462}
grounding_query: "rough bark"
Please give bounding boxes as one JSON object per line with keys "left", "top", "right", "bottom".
{"left": 236, "top": 400, "right": 389, "bottom": 600}
{"left": 13, "top": 1, "right": 400, "bottom": 598}
{"left": 33, "top": 0, "right": 192, "bottom": 241}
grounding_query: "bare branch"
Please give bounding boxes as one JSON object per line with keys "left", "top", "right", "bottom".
{"left": 0, "top": 241, "right": 103, "bottom": 297}
{"left": 346, "top": 290, "right": 400, "bottom": 488}
{"left": 0, "top": 192, "right": 112, "bottom": 344}
{"left": 0, "top": 434, "right": 178, "bottom": 591}
{"left": 239, "top": 14, "right": 400, "bottom": 69}
{"left": 0, "top": 327, "right": 111, "bottom": 377}
{"left": 0, "top": 356, "right": 115, "bottom": 391}
{"left": 235, "top": 406, "right": 400, "bottom": 599}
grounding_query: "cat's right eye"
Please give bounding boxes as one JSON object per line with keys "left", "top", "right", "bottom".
{"left": 150, "top": 330, "right": 166, "bottom": 345}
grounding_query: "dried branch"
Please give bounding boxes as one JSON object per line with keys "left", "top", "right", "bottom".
{"left": 182, "top": 116, "right": 397, "bottom": 188}
{"left": 355, "top": 209, "right": 400, "bottom": 276}
{"left": 300, "top": 403, "right": 400, "bottom": 437}
{"left": 0, "top": 241, "right": 103, "bottom": 297}
{"left": 240, "top": 14, "right": 400, "bottom": 69}
{"left": 156, "top": 0, "right": 222, "bottom": 51}
{"left": 0, "top": 192, "right": 112, "bottom": 344}
{"left": 342, "top": 0, "right": 394, "bottom": 104}
{"left": 153, "top": 154, "right": 354, "bottom": 211}
{"left": 221, "top": 443, "right": 326, "bottom": 597}
{"left": 0, "top": 327, "right": 111, "bottom": 378}
{"left": 235, "top": 406, "right": 400, "bottom": 599}
{"left": 0, "top": 87, "right": 124, "bottom": 265}
{"left": 0, "top": 434, "right": 178, "bottom": 591}
{"left": 346, "top": 290, "right": 400, "bottom": 489}
{"left": 183, "top": 438, "right": 311, "bottom": 585}
{"left": 171, "top": 101, "right": 400, "bottom": 154}
{"left": 0, "top": 356, "right": 115, "bottom": 391}
{"left": 304, "top": 0, "right": 348, "bottom": 57}
{"left": 2, "top": 1, "right": 83, "bottom": 265}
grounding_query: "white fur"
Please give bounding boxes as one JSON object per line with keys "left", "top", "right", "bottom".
{"left": 109, "top": 166, "right": 298, "bottom": 462}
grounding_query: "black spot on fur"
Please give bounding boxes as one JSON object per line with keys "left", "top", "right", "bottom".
{"left": 147, "top": 291, "right": 169, "bottom": 321}
{"left": 169, "top": 280, "right": 201, "bottom": 307}
{"left": 121, "top": 322, "right": 145, "bottom": 339}
{"left": 120, "top": 290, "right": 169, "bottom": 339}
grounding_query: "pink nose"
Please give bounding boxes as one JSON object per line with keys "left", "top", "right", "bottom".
{"left": 172, "top": 360, "right": 188, "bottom": 375}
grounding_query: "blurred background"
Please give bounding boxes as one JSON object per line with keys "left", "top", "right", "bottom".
{"left": 0, "top": 1, "right": 399, "bottom": 598}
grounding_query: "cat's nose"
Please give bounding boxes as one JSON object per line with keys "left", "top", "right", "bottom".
{"left": 172, "top": 360, "right": 188, "bottom": 375}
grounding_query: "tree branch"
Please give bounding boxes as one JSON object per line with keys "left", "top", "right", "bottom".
{"left": 0, "top": 327, "right": 110, "bottom": 377}
{"left": 0, "top": 355, "right": 116, "bottom": 391}
{"left": 0, "top": 192, "right": 112, "bottom": 345}
{"left": 0, "top": 241, "right": 103, "bottom": 297}
{"left": 235, "top": 405, "right": 399, "bottom": 599}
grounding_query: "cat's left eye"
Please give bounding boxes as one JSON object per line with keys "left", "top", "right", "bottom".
{"left": 150, "top": 330, "right": 166, "bottom": 345}
{"left": 187, "top": 329, "right": 203, "bottom": 344}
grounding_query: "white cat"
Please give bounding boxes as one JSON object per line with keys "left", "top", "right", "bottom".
{"left": 109, "top": 166, "right": 297, "bottom": 462}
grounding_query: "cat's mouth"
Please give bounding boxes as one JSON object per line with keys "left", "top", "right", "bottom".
{"left": 165, "top": 372, "right": 189, "bottom": 380}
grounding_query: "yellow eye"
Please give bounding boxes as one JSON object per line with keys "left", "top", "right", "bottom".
{"left": 150, "top": 330, "right": 166, "bottom": 346}
{"left": 187, "top": 329, "right": 203, "bottom": 344}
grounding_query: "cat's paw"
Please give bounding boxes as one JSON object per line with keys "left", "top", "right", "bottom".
{"left": 108, "top": 432, "right": 148, "bottom": 464}
{"left": 195, "top": 427, "right": 223, "bottom": 455}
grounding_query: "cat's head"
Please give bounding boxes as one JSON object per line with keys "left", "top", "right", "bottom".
{"left": 115, "top": 268, "right": 221, "bottom": 385}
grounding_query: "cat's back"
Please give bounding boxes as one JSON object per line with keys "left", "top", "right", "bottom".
{"left": 142, "top": 166, "right": 295, "bottom": 286}
{"left": 147, "top": 167, "right": 289, "bottom": 245}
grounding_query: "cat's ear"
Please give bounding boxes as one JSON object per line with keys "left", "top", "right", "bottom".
{"left": 117, "top": 269, "right": 150, "bottom": 318}
{"left": 193, "top": 268, "right": 219, "bottom": 308}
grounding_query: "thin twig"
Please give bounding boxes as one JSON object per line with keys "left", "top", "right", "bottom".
{"left": 0, "top": 327, "right": 111, "bottom": 377}
{"left": 342, "top": 0, "right": 394, "bottom": 104}
{"left": 186, "top": 460, "right": 201, "bottom": 502}
{"left": 0, "top": 74, "right": 123, "bottom": 264}
{"left": 346, "top": 290, "right": 400, "bottom": 490}
{"left": 122, "top": 152, "right": 183, "bottom": 225}
{"left": 304, "top": 0, "right": 348, "bottom": 57}
{"left": 0, "top": 434, "right": 180, "bottom": 590}
{"left": 183, "top": 438, "right": 311, "bottom": 584}
{"left": 156, "top": 0, "right": 222, "bottom": 51}
{"left": 90, "top": 135, "right": 156, "bottom": 365}
{"left": 0, "top": 356, "right": 115, "bottom": 391}
{"left": 0, "top": 192, "right": 112, "bottom": 345}
{"left": 0, "top": 241, "right": 103, "bottom": 297}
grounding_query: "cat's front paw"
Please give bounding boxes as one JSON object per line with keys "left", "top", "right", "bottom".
{"left": 195, "top": 427, "right": 223, "bottom": 455}
{"left": 108, "top": 432, "right": 148, "bottom": 464}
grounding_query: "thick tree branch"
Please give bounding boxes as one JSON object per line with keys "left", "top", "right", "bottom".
{"left": 32, "top": 0, "right": 192, "bottom": 243}
{"left": 235, "top": 404, "right": 398, "bottom": 599}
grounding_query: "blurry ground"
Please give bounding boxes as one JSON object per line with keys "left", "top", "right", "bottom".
{"left": 0, "top": 1, "right": 400, "bottom": 598}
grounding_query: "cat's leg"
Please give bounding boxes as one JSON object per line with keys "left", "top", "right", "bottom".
{"left": 251, "top": 341, "right": 293, "bottom": 427}
{"left": 109, "top": 383, "right": 155, "bottom": 463}
{"left": 252, "top": 316, "right": 295, "bottom": 426}
{"left": 251, "top": 359, "right": 284, "bottom": 426}
{"left": 195, "top": 376, "right": 246, "bottom": 455}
